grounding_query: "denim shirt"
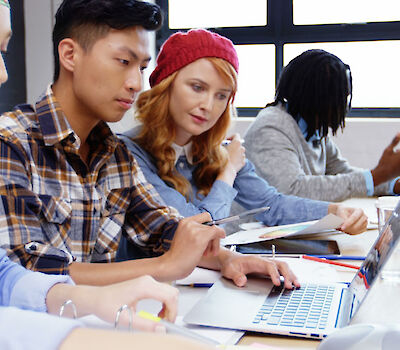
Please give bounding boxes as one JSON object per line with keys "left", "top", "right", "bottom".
{"left": 0, "top": 248, "right": 72, "bottom": 310}
{"left": 119, "top": 131, "right": 330, "bottom": 227}
{"left": 0, "top": 248, "right": 78, "bottom": 349}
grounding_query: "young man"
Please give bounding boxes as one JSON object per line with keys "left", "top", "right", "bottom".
{"left": 0, "top": 0, "right": 300, "bottom": 289}
{"left": 0, "top": 2, "right": 213, "bottom": 349}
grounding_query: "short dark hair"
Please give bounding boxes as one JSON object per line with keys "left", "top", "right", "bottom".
{"left": 52, "top": 0, "right": 163, "bottom": 81}
{"left": 269, "top": 49, "right": 352, "bottom": 140}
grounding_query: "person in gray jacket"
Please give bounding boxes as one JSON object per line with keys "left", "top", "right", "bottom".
{"left": 244, "top": 49, "right": 400, "bottom": 202}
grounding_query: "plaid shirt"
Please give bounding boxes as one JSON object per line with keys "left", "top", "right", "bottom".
{"left": 0, "top": 86, "right": 181, "bottom": 274}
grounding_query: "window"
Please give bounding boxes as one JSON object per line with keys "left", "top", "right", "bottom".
{"left": 293, "top": 0, "right": 400, "bottom": 25}
{"left": 168, "top": 0, "right": 267, "bottom": 29}
{"left": 156, "top": 1, "right": 400, "bottom": 117}
{"left": 284, "top": 41, "right": 400, "bottom": 108}
{"left": 235, "top": 44, "right": 275, "bottom": 108}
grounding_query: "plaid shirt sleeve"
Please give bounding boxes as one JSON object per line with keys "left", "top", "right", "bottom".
{"left": 0, "top": 136, "right": 71, "bottom": 275}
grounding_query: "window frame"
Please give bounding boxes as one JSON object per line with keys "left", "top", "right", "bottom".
{"left": 156, "top": 0, "right": 400, "bottom": 117}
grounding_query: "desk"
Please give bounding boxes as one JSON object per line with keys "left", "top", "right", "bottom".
{"left": 83, "top": 198, "right": 400, "bottom": 348}
{"left": 237, "top": 198, "right": 400, "bottom": 348}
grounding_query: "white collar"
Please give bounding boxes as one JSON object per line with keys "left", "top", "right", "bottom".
{"left": 171, "top": 142, "right": 193, "bottom": 165}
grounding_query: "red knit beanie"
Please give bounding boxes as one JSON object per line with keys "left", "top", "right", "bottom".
{"left": 149, "top": 29, "right": 239, "bottom": 87}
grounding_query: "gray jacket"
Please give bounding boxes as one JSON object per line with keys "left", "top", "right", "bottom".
{"left": 244, "top": 103, "right": 390, "bottom": 202}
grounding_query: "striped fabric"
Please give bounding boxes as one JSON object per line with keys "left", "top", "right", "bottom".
{"left": 0, "top": 86, "right": 180, "bottom": 274}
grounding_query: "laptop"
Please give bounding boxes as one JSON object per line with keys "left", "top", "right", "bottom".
{"left": 184, "top": 203, "right": 400, "bottom": 339}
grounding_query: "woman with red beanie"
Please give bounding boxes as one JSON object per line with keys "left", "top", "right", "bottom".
{"left": 118, "top": 29, "right": 367, "bottom": 260}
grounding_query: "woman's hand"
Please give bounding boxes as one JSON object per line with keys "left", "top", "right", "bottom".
{"left": 217, "top": 133, "right": 246, "bottom": 186}
{"left": 328, "top": 204, "right": 368, "bottom": 235}
{"left": 225, "top": 133, "right": 246, "bottom": 174}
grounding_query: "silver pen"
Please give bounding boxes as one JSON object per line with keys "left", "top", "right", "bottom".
{"left": 137, "top": 311, "right": 219, "bottom": 345}
{"left": 203, "top": 206, "right": 270, "bottom": 226}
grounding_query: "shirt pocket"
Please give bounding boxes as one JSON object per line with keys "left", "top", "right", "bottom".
{"left": 38, "top": 194, "right": 72, "bottom": 224}
{"left": 102, "top": 188, "right": 130, "bottom": 218}
{"left": 95, "top": 189, "right": 130, "bottom": 259}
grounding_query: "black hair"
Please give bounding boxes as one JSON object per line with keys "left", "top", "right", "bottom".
{"left": 268, "top": 49, "right": 352, "bottom": 140}
{"left": 52, "top": 0, "right": 163, "bottom": 81}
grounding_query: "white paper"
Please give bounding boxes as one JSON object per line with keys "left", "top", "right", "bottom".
{"left": 80, "top": 312, "right": 244, "bottom": 345}
{"left": 279, "top": 257, "right": 351, "bottom": 283}
{"left": 175, "top": 267, "right": 221, "bottom": 285}
{"left": 221, "top": 214, "right": 344, "bottom": 246}
{"left": 178, "top": 316, "right": 244, "bottom": 345}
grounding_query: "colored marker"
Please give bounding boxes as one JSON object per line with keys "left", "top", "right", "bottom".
{"left": 302, "top": 255, "right": 360, "bottom": 270}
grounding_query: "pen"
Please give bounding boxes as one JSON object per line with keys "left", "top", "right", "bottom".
{"left": 311, "top": 255, "right": 366, "bottom": 261}
{"left": 188, "top": 283, "right": 214, "bottom": 288}
{"left": 222, "top": 139, "right": 244, "bottom": 145}
{"left": 259, "top": 254, "right": 365, "bottom": 260}
{"left": 137, "top": 311, "right": 219, "bottom": 346}
{"left": 302, "top": 255, "right": 360, "bottom": 270}
{"left": 203, "top": 206, "right": 270, "bottom": 226}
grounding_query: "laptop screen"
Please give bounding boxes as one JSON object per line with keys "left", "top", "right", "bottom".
{"left": 347, "top": 201, "right": 400, "bottom": 319}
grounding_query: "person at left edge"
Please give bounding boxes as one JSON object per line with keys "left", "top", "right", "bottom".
{"left": 0, "top": 0, "right": 299, "bottom": 290}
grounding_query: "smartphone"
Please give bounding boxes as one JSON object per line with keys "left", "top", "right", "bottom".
{"left": 233, "top": 238, "right": 340, "bottom": 256}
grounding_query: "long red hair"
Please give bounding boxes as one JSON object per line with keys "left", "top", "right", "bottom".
{"left": 134, "top": 57, "right": 238, "bottom": 198}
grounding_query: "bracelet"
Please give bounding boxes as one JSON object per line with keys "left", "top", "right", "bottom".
{"left": 114, "top": 304, "right": 133, "bottom": 331}
{"left": 59, "top": 299, "right": 77, "bottom": 319}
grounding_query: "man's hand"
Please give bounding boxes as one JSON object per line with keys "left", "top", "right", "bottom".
{"left": 160, "top": 212, "right": 226, "bottom": 280}
{"left": 371, "top": 132, "right": 400, "bottom": 186}
{"left": 219, "top": 251, "right": 300, "bottom": 289}
{"left": 328, "top": 204, "right": 367, "bottom": 235}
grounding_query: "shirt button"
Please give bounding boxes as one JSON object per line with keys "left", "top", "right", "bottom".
{"left": 179, "top": 162, "right": 184, "bottom": 169}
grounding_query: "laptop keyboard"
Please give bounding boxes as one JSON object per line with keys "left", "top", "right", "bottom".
{"left": 252, "top": 283, "right": 335, "bottom": 330}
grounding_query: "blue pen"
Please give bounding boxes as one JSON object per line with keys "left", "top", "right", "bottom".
{"left": 312, "top": 255, "right": 366, "bottom": 261}
{"left": 189, "top": 283, "right": 214, "bottom": 288}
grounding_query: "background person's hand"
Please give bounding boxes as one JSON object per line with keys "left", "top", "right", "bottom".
{"left": 371, "top": 132, "right": 400, "bottom": 187}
